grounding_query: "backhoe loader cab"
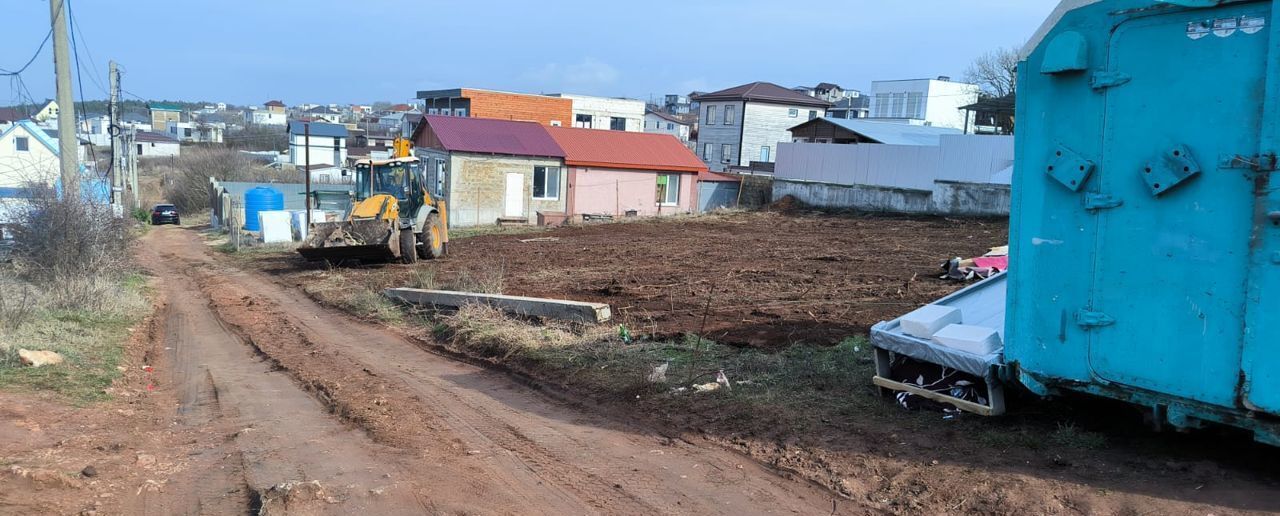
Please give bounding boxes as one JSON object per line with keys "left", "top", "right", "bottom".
{"left": 297, "top": 156, "right": 448, "bottom": 264}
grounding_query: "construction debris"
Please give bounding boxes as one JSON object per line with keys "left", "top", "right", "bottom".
{"left": 518, "top": 237, "right": 560, "bottom": 243}
{"left": 942, "top": 245, "right": 1009, "bottom": 281}
{"left": 384, "top": 288, "right": 612, "bottom": 324}
{"left": 17, "top": 349, "right": 64, "bottom": 368}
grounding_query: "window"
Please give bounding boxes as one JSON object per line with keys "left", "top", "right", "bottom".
{"left": 705, "top": 105, "right": 717, "bottom": 125}
{"left": 609, "top": 117, "right": 626, "bottom": 131}
{"left": 808, "top": 110, "right": 818, "bottom": 120}
{"left": 666, "top": 122, "right": 674, "bottom": 130}
{"left": 656, "top": 174, "right": 679, "bottom": 205}
{"left": 454, "top": 108, "right": 467, "bottom": 117}
{"left": 906, "top": 92, "right": 924, "bottom": 119}
{"left": 721, "top": 144, "right": 732, "bottom": 163}
{"left": 550, "top": 120, "right": 562, "bottom": 127}
{"left": 703, "top": 143, "right": 713, "bottom": 160}
{"left": 14, "top": 137, "right": 28, "bottom": 152}
{"left": 428, "top": 108, "right": 438, "bottom": 115}
{"left": 575, "top": 114, "right": 593, "bottom": 128}
{"left": 788, "top": 108, "right": 798, "bottom": 118}
{"left": 184, "top": 128, "right": 192, "bottom": 137}
{"left": 136, "top": 143, "right": 143, "bottom": 155}
{"left": 760, "top": 146, "right": 770, "bottom": 162}
{"left": 723, "top": 105, "right": 735, "bottom": 125}
{"left": 532, "top": 166, "right": 560, "bottom": 200}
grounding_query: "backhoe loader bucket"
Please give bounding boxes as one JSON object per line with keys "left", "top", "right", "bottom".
{"left": 297, "top": 219, "right": 398, "bottom": 262}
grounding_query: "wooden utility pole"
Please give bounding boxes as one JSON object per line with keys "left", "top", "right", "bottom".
{"left": 109, "top": 60, "right": 122, "bottom": 212}
{"left": 49, "top": 0, "right": 79, "bottom": 198}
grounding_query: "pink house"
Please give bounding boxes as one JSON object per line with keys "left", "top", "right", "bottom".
{"left": 546, "top": 126, "right": 708, "bottom": 220}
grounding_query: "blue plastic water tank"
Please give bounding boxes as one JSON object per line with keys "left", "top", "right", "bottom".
{"left": 243, "top": 186, "right": 283, "bottom": 231}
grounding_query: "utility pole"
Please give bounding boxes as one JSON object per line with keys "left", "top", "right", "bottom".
{"left": 128, "top": 128, "right": 139, "bottom": 209}
{"left": 49, "top": 0, "right": 79, "bottom": 198}
{"left": 304, "top": 122, "right": 312, "bottom": 228}
{"left": 109, "top": 60, "right": 122, "bottom": 213}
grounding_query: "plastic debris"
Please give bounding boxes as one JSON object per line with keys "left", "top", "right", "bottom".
{"left": 647, "top": 362, "right": 669, "bottom": 383}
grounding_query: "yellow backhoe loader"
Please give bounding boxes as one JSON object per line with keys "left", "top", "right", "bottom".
{"left": 297, "top": 141, "right": 447, "bottom": 264}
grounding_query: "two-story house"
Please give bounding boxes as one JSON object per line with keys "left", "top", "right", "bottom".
{"left": 245, "top": 100, "right": 288, "bottom": 126}
{"left": 149, "top": 103, "right": 182, "bottom": 132}
{"left": 643, "top": 109, "right": 692, "bottom": 147}
{"left": 288, "top": 121, "right": 347, "bottom": 168}
{"left": 692, "top": 82, "right": 831, "bottom": 171}
{"left": 417, "top": 87, "right": 572, "bottom": 127}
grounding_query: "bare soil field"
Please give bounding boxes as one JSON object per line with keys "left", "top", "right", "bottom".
{"left": 258, "top": 211, "right": 1007, "bottom": 347}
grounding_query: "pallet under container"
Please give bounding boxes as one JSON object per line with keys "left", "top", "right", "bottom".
{"left": 873, "top": 0, "right": 1280, "bottom": 446}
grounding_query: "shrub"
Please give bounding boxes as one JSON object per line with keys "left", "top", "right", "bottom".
{"left": 154, "top": 148, "right": 298, "bottom": 213}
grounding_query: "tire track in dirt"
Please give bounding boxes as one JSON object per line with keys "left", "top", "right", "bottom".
{"left": 148, "top": 226, "right": 843, "bottom": 515}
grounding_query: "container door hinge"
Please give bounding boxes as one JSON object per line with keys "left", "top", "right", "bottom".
{"left": 1091, "top": 71, "right": 1132, "bottom": 90}
{"left": 1075, "top": 310, "right": 1116, "bottom": 329}
{"left": 1084, "top": 193, "right": 1124, "bottom": 211}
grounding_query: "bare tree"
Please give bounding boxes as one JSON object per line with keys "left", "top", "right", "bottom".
{"left": 964, "top": 46, "right": 1020, "bottom": 97}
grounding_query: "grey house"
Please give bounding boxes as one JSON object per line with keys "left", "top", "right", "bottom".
{"left": 692, "top": 82, "right": 831, "bottom": 171}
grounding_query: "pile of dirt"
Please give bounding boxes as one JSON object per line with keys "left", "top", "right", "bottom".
{"left": 768, "top": 194, "right": 804, "bottom": 213}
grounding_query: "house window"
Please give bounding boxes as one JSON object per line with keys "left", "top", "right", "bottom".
{"left": 760, "top": 146, "right": 771, "bottom": 162}
{"left": 609, "top": 117, "right": 626, "bottom": 131}
{"left": 666, "top": 122, "right": 674, "bottom": 130}
{"left": 14, "top": 137, "right": 28, "bottom": 152}
{"left": 705, "top": 105, "right": 717, "bottom": 125}
{"left": 721, "top": 144, "right": 732, "bottom": 164}
{"left": 703, "top": 143, "right": 713, "bottom": 160}
{"left": 656, "top": 174, "right": 679, "bottom": 205}
{"left": 788, "top": 108, "right": 798, "bottom": 118}
{"left": 454, "top": 108, "right": 467, "bottom": 117}
{"left": 550, "top": 120, "right": 562, "bottom": 127}
{"left": 575, "top": 114, "right": 593, "bottom": 128}
{"left": 136, "top": 143, "right": 143, "bottom": 155}
{"left": 724, "top": 105, "right": 735, "bottom": 125}
{"left": 184, "top": 128, "right": 192, "bottom": 137}
{"left": 428, "top": 108, "right": 437, "bottom": 115}
{"left": 532, "top": 166, "right": 560, "bottom": 200}
{"left": 808, "top": 110, "right": 818, "bottom": 120}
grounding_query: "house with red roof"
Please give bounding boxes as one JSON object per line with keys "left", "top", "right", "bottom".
{"left": 545, "top": 126, "right": 707, "bottom": 219}
{"left": 412, "top": 115, "right": 566, "bottom": 227}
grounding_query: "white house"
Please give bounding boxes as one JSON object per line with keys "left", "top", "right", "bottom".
{"left": 868, "top": 77, "right": 980, "bottom": 131}
{"left": 77, "top": 114, "right": 113, "bottom": 146}
{"left": 135, "top": 131, "right": 180, "bottom": 158}
{"left": 166, "top": 121, "right": 224, "bottom": 144}
{"left": 288, "top": 121, "right": 347, "bottom": 167}
{"left": 0, "top": 120, "right": 60, "bottom": 190}
{"left": 245, "top": 100, "right": 288, "bottom": 126}
{"left": 549, "top": 93, "right": 645, "bottom": 132}
{"left": 643, "top": 109, "right": 692, "bottom": 146}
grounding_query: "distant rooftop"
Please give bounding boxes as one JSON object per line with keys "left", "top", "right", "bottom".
{"left": 693, "top": 82, "right": 831, "bottom": 108}
{"left": 789, "top": 118, "right": 961, "bottom": 146}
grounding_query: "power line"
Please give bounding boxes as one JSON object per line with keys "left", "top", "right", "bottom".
{"left": 67, "top": 4, "right": 108, "bottom": 96}
{"left": 0, "top": 0, "right": 64, "bottom": 76}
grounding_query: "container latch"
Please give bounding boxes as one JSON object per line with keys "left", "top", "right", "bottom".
{"left": 1143, "top": 145, "right": 1201, "bottom": 196}
{"left": 1075, "top": 310, "right": 1116, "bottom": 329}
{"left": 1046, "top": 145, "right": 1095, "bottom": 192}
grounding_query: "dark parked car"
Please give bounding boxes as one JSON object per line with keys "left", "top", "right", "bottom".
{"left": 150, "top": 204, "right": 180, "bottom": 225}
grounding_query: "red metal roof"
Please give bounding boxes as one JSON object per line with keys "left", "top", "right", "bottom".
{"left": 0, "top": 107, "right": 28, "bottom": 122}
{"left": 419, "top": 115, "right": 564, "bottom": 158}
{"left": 545, "top": 127, "right": 707, "bottom": 173}
{"left": 697, "top": 170, "right": 742, "bottom": 182}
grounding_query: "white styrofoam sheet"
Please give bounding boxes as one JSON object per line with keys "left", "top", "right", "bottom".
{"left": 259, "top": 210, "right": 293, "bottom": 243}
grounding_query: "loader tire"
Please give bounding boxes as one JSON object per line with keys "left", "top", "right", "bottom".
{"left": 419, "top": 213, "right": 445, "bottom": 260}
{"left": 399, "top": 228, "right": 418, "bottom": 265}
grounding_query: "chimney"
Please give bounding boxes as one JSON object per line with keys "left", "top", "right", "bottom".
{"left": 937, "top": 75, "right": 951, "bottom": 82}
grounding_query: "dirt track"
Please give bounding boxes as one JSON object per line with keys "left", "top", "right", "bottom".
{"left": 135, "top": 226, "right": 842, "bottom": 514}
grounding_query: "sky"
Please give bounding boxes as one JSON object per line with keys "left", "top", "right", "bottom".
{"left": 3, "top": 0, "right": 1061, "bottom": 107}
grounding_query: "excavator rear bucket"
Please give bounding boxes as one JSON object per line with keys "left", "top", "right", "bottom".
{"left": 297, "top": 219, "right": 398, "bottom": 263}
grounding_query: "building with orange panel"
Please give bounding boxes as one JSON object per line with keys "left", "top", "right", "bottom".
{"left": 415, "top": 88, "right": 572, "bottom": 127}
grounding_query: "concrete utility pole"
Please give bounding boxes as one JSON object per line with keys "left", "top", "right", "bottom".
{"left": 109, "top": 60, "right": 122, "bottom": 213}
{"left": 304, "top": 122, "right": 312, "bottom": 228}
{"left": 49, "top": 0, "right": 79, "bottom": 198}
{"left": 127, "top": 128, "right": 139, "bottom": 209}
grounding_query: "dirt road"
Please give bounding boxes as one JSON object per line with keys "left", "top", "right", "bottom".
{"left": 140, "top": 226, "right": 843, "bottom": 514}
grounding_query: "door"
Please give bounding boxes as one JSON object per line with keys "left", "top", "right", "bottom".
{"left": 1089, "top": 4, "right": 1269, "bottom": 408}
{"left": 1243, "top": 3, "right": 1280, "bottom": 414}
{"left": 503, "top": 173, "right": 523, "bottom": 218}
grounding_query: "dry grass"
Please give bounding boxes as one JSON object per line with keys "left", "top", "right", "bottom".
{"left": 440, "top": 304, "right": 612, "bottom": 360}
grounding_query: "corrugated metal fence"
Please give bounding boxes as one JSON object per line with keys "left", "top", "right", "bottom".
{"left": 775, "top": 135, "right": 1014, "bottom": 190}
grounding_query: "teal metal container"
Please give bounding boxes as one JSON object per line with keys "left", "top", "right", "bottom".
{"left": 1011, "top": 0, "right": 1280, "bottom": 444}
{"left": 243, "top": 186, "right": 283, "bottom": 231}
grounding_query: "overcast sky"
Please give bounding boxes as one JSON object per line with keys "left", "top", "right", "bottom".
{"left": 4, "top": 0, "right": 1060, "bottom": 107}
